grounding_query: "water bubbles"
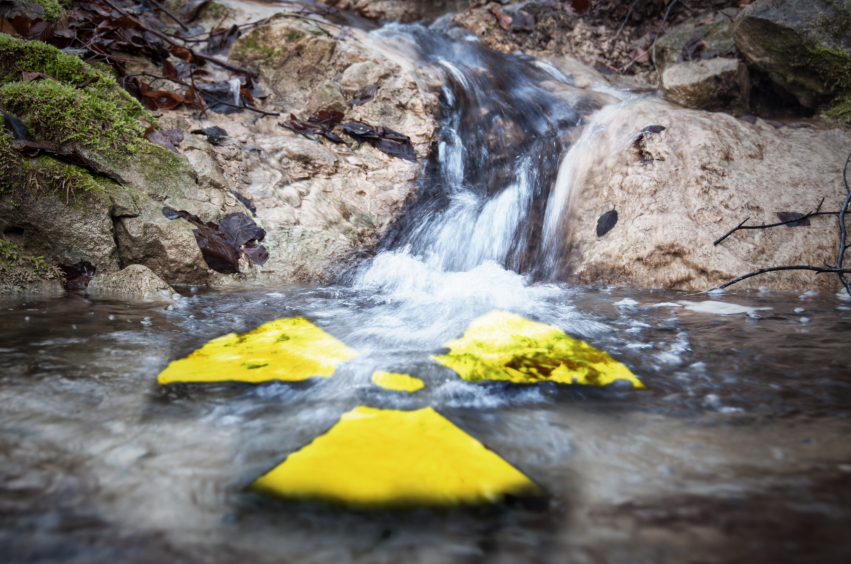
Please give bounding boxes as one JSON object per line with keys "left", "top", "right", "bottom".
{"left": 108, "top": 315, "right": 115, "bottom": 320}
{"left": 190, "top": 287, "right": 198, "bottom": 293}
{"left": 141, "top": 318, "right": 152, "bottom": 326}
{"left": 794, "top": 308, "right": 804, "bottom": 313}
{"left": 800, "top": 317, "right": 810, "bottom": 324}
{"left": 614, "top": 298, "right": 639, "bottom": 307}
{"left": 24, "top": 316, "right": 29, "bottom": 322}
{"left": 172, "top": 293, "right": 181, "bottom": 300}
{"left": 758, "top": 286, "right": 770, "bottom": 295}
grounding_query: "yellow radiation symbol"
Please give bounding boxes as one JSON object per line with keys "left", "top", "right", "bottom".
{"left": 157, "top": 311, "right": 643, "bottom": 509}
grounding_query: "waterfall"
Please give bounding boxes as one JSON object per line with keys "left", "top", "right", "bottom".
{"left": 354, "top": 24, "right": 626, "bottom": 285}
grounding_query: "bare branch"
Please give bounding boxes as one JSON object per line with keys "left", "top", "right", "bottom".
{"left": 712, "top": 265, "right": 851, "bottom": 291}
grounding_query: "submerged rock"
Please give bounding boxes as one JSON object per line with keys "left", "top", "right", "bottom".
{"left": 87, "top": 264, "right": 174, "bottom": 299}
{"left": 662, "top": 58, "right": 750, "bottom": 116}
{"left": 733, "top": 0, "right": 851, "bottom": 109}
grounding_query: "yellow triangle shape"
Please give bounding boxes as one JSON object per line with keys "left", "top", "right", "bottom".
{"left": 432, "top": 310, "right": 644, "bottom": 388}
{"left": 158, "top": 317, "right": 357, "bottom": 385}
{"left": 250, "top": 406, "right": 543, "bottom": 508}
{"left": 371, "top": 371, "right": 424, "bottom": 392}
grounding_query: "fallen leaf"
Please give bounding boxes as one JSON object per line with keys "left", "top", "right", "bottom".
{"left": 490, "top": 6, "right": 512, "bottom": 30}
{"left": 20, "top": 69, "right": 56, "bottom": 82}
{"left": 776, "top": 212, "right": 810, "bottom": 227}
{"left": 351, "top": 84, "right": 379, "bottom": 106}
{"left": 76, "top": 76, "right": 100, "bottom": 89}
{"left": 340, "top": 122, "right": 416, "bottom": 161}
{"left": 2, "top": 112, "right": 30, "bottom": 140}
{"left": 58, "top": 261, "right": 96, "bottom": 291}
{"left": 142, "top": 88, "right": 185, "bottom": 110}
{"left": 0, "top": 17, "right": 20, "bottom": 37}
{"left": 190, "top": 126, "right": 228, "bottom": 145}
{"left": 231, "top": 190, "right": 256, "bottom": 215}
{"left": 194, "top": 225, "right": 241, "bottom": 274}
{"left": 218, "top": 212, "right": 266, "bottom": 247}
{"left": 283, "top": 110, "right": 345, "bottom": 143}
{"left": 242, "top": 241, "right": 269, "bottom": 266}
{"left": 565, "top": 0, "right": 591, "bottom": 15}
{"left": 596, "top": 210, "right": 618, "bottom": 237}
{"left": 144, "top": 126, "right": 179, "bottom": 154}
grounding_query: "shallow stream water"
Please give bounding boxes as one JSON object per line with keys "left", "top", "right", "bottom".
{"left": 3, "top": 7, "right": 851, "bottom": 564}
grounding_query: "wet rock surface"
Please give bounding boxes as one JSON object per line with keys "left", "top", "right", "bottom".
{"left": 662, "top": 57, "right": 751, "bottom": 116}
{"left": 87, "top": 264, "right": 175, "bottom": 299}
{"left": 564, "top": 98, "right": 851, "bottom": 291}
{"left": 734, "top": 0, "right": 851, "bottom": 108}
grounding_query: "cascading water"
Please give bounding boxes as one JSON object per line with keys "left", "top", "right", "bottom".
{"left": 354, "top": 24, "right": 623, "bottom": 284}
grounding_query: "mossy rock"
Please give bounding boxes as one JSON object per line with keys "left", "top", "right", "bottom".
{"left": 0, "top": 238, "right": 63, "bottom": 294}
{"left": 654, "top": 9, "right": 739, "bottom": 74}
{"left": 0, "top": 34, "right": 196, "bottom": 199}
{"left": 733, "top": 0, "right": 851, "bottom": 109}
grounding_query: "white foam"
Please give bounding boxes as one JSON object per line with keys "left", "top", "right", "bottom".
{"left": 679, "top": 301, "right": 772, "bottom": 316}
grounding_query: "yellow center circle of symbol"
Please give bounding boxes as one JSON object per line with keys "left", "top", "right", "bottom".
{"left": 156, "top": 310, "right": 644, "bottom": 508}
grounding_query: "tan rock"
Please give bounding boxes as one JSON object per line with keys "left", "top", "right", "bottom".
{"left": 87, "top": 264, "right": 175, "bottom": 299}
{"left": 179, "top": 133, "right": 230, "bottom": 192}
{"left": 561, "top": 98, "right": 851, "bottom": 291}
{"left": 662, "top": 58, "right": 750, "bottom": 116}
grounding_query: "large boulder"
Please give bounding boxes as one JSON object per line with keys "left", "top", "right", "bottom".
{"left": 662, "top": 57, "right": 750, "bottom": 116}
{"left": 562, "top": 98, "right": 851, "bottom": 291}
{"left": 653, "top": 8, "right": 739, "bottom": 74}
{"left": 733, "top": 0, "right": 851, "bottom": 109}
{"left": 217, "top": 16, "right": 438, "bottom": 283}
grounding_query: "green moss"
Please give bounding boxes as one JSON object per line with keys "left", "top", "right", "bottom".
{"left": 825, "top": 93, "right": 851, "bottom": 123}
{"left": 29, "top": 0, "right": 68, "bottom": 22}
{"left": 202, "top": 1, "right": 228, "bottom": 19}
{"left": 233, "top": 27, "right": 287, "bottom": 65}
{"left": 0, "top": 239, "right": 61, "bottom": 293}
{"left": 286, "top": 30, "right": 305, "bottom": 42}
{"left": 805, "top": 42, "right": 851, "bottom": 91}
{"left": 0, "top": 36, "right": 152, "bottom": 157}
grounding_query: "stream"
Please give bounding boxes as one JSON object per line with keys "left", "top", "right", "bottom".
{"left": 2, "top": 9, "right": 851, "bottom": 564}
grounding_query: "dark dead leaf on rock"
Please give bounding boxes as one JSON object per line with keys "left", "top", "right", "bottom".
{"left": 144, "top": 126, "right": 182, "bottom": 154}
{"left": 20, "top": 69, "right": 56, "bottom": 82}
{"left": 776, "top": 212, "right": 810, "bottom": 227}
{"left": 351, "top": 84, "right": 379, "bottom": 106}
{"left": 205, "top": 24, "right": 240, "bottom": 56}
{"left": 231, "top": 190, "right": 256, "bottom": 215}
{"left": 76, "top": 76, "right": 100, "bottom": 89}
{"left": 0, "top": 17, "right": 20, "bottom": 37}
{"left": 282, "top": 110, "right": 345, "bottom": 143}
{"left": 340, "top": 122, "right": 417, "bottom": 161}
{"left": 632, "top": 125, "right": 666, "bottom": 147}
{"left": 190, "top": 126, "right": 228, "bottom": 145}
{"left": 2, "top": 111, "right": 30, "bottom": 140}
{"left": 162, "top": 207, "right": 269, "bottom": 273}
{"left": 596, "top": 209, "right": 618, "bottom": 237}
{"left": 194, "top": 225, "right": 241, "bottom": 274}
{"left": 242, "top": 242, "right": 269, "bottom": 266}
{"left": 58, "top": 261, "right": 96, "bottom": 291}
{"left": 490, "top": 6, "right": 512, "bottom": 30}
{"left": 142, "top": 87, "right": 185, "bottom": 111}
{"left": 218, "top": 212, "right": 266, "bottom": 247}
{"left": 739, "top": 115, "right": 758, "bottom": 124}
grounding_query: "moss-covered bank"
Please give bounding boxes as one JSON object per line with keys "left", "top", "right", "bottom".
{"left": 0, "top": 239, "right": 61, "bottom": 293}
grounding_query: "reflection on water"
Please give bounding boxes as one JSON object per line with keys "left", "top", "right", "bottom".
{"left": 1, "top": 280, "right": 850, "bottom": 562}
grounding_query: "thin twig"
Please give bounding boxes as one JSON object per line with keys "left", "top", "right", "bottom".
{"left": 147, "top": 0, "right": 190, "bottom": 32}
{"left": 613, "top": 0, "right": 639, "bottom": 41}
{"left": 712, "top": 198, "right": 851, "bottom": 246}
{"left": 122, "top": 72, "right": 279, "bottom": 116}
{"left": 712, "top": 151, "right": 851, "bottom": 294}
{"left": 837, "top": 154, "right": 851, "bottom": 294}
{"left": 279, "top": 122, "right": 322, "bottom": 144}
{"left": 652, "top": 0, "right": 679, "bottom": 85}
{"left": 99, "top": 0, "right": 259, "bottom": 77}
{"left": 712, "top": 265, "right": 851, "bottom": 291}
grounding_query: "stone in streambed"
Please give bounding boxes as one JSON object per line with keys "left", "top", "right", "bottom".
{"left": 733, "top": 0, "right": 851, "bottom": 109}
{"left": 662, "top": 58, "right": 751, "bottom": 116}
{"left": 87, "top": 264, "right": 174, "bottom": 299}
